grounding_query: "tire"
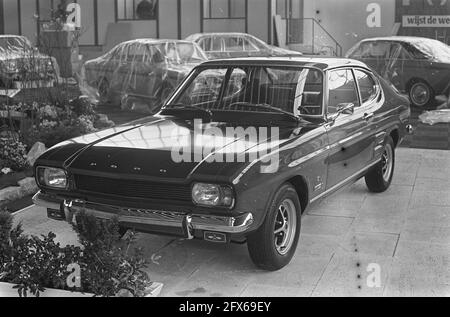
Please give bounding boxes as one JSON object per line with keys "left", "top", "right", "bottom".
{"left": 409, "top": 80, "right": 434, "bottom": 108}
{"left": 247, "top": 183, "right": 302, "bottom": 271}
{"left": 365, "top": 136, "right": 395, "bottom": 193}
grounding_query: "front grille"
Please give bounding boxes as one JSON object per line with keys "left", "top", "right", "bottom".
{"left": 74, "top": 174, "right": 192, "bottom": 203}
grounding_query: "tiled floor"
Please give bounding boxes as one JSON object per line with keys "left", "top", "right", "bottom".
{"left": 13, "top": 148, "right": 450, "bottom": 297}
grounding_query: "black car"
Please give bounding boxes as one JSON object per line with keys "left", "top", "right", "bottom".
{"left": 346, "top": 36, "right": 450, "bottom": 108}
{"left": 33, "top": 57, "right": 411, "bottom": 271}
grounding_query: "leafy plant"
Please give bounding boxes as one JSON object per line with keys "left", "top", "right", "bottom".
{"left": 0, "top": 137, "right": 29, "bottom": 172}
{"left": 0, "top": 210, "right": 151, "bottom": 297}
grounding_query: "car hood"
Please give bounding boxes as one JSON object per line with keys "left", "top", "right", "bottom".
{"left": 38, "top": 116, "right": 301, "bottom": 183}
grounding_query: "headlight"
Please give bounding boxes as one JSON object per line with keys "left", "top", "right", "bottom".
{"left": 192, "top": 183, "right": 234, "bottom": 208}
{"left": 37, "top": 167, "right": 68, "bottom": 189}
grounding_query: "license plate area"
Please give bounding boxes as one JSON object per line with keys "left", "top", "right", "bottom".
{"left": 204, "top": 231, "right": 228, "bottom": 243}
{"left": 47, "top": 208, "right": 65, "bottom": 221}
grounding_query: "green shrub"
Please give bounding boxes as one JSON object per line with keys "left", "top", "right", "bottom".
{"left": 0, "top": 137, "right": 29, "bottom": 172}
{"left": 0, "top": 211, "right": 150, "bottom": 297}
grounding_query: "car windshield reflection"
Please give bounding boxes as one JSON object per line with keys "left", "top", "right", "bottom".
{"left": 166, "top": 66, "right": 324, "bottom": 118}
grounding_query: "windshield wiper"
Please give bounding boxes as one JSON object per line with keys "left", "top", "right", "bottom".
{"left": 163, "top": 104, "right": 213, "bottom": 117}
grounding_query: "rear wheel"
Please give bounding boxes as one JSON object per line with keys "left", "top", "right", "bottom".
{"left": 409, "top": 80, "right": 434, "bottom": 108}
{"left": 365, "top": 136, "right": 395, "bottom": 193}
{"left": 247, "top": 183, "right": 302, "bottom": 271}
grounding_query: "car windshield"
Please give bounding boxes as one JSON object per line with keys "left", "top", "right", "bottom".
{"left": 410, "top": 39, "right": 450, "bottom": 62}
{"left": 0, "top": 37, "right": 31, "bottom": 53}
{"left": 161, "top": 42, "right": 207, "bottom": 64}
{"left": 166, "top": 65, "right": 324, "bottom": 116}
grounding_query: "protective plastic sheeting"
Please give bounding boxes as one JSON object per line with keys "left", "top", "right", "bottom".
{"left": 80, "top": 39, "right": 208, "bottom": 114}
{"left": 0, "top": 35, "right": 60, "bottom": 89}
{"left": 419, "top": 109, "right": 450, "bottom": 125}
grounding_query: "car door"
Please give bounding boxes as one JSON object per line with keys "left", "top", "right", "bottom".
{"left": 325, "top": 68, "right": 375, "bottom": 189}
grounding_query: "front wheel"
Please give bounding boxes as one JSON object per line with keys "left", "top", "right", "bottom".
{"left": 247, "top": 183, "right": 302, "bottom": 271}
{"left": 365, "top": 136, "right": 395, "bottom": 193}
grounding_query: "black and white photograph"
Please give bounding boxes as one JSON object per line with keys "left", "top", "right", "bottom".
{"left": 0, "top": 0, "right": 449, "bottom": 301}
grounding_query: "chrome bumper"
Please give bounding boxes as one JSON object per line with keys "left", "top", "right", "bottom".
{"left": 32, "top": 191, "right": 254, "bottom": 238}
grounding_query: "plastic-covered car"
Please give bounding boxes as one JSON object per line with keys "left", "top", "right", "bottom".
{"left": 346, "top": 36, "right": 450, "bottom": 108}
{"left": 0, "top": 35, "right": 60, "bottom": 89}
{"left": 186, "top": 32, "right": 303, "bottom": 60}
{"left": 81, "top": 39, "right": 208, "bottom": 113}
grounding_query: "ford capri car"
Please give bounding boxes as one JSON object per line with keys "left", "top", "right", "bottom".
{"left": 346, "top": 36, "right": 450, "bottom": 108}
{"left": 33, "top": 57, "right": 411, "bottom": 271}
{"left": 82, "top": 39, "right": 208, "bottom": 112}
{"left": 186, "top": 32, "right": 303, "bottom": 59}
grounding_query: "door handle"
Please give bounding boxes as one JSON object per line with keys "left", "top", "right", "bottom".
{"left": 363, "top": 113, "right": 374, "bottom": 121}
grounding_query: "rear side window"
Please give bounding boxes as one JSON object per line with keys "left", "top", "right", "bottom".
{"left": 354, "top": 69, "right": 378, "bottom": 104}
{"left": 243, "top": 38, "right": 258, "bottom": 51}
{"left": 327, "top": 69, "right": 360, "bottom": 113}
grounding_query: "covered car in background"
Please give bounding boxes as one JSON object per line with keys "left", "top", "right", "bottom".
{"left": 82, "top": 39, "right": 208, "bottom": 113}
{"left": 186, "top": 32, "right": 303, "bottom": 60}
{"left": 0, "top": 35, "right": 60, "bottom": 89}
{"left": 346, "top": 36, "right": 450, "bottom": 108}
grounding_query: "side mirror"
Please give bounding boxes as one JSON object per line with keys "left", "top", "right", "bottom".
{"left": 327, "top": 103, "right": 355, "bottom": 123}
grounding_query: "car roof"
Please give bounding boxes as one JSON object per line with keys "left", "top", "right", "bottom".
{"left": 187, "top": 32, "right": 258, "bottom": 39}
{"left": 119, "top": 38, "right": 198, "bottom": 45}
{"left": 198, "top": 56, "right": 369, "bottom": 71}
{"left": 358, "top": 36, "right": 441, "bottom": 44}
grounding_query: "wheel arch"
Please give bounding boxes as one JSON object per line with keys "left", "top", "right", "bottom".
{"left": 389, "top": 128, "right": 400, "bottom": 148}
{"left": 285, "top": 175, "right": 309, "bottom": 214}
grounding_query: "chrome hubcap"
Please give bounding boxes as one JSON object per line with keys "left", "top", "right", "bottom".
{"left": 274, "top": 199, "right": 297, "bottom": 256}
{"left": 411, "top": 83, "right": 430, "bottom": 106}
{"left": 381, "top": 144, "right": 393, "bottom": 182}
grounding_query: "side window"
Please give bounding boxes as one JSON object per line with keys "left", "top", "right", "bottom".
{"left": 403, "top": 43, "right": 428, "bottom": 60}
{"left": 111, "top": 45, "right": 125, "bottom": 61}
{"left": 148, "top": 45, "right": 165, "bottom": 64}
{"left": 348, "top": 44, "right": 363, "bottom": 58}
{"left": 354, "top": 69, "right": 378, "bottom": 104}
{"left": 360, "top": 41, "right": 390, "bottom": 59}
{"left": 225, "top": 37, "right": 244, "bottom": 52}
{"left": 327, "top": 69, "right": 360, "bottom": 114}
{"left": 126, "top": 44, "right": 137, "bottom": 62}
{"left": 243, "top": 38, "right": 258, "bottom": 51}
{"left": 199, "top": 38, "right": 211, "bottom": 52}
{"left": 212, "top": 36, "right": 222, "bottom": 51}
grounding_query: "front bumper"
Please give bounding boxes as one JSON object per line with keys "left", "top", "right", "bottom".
{"left": 32, "top": 191, "right": 254, "bottom": 239}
